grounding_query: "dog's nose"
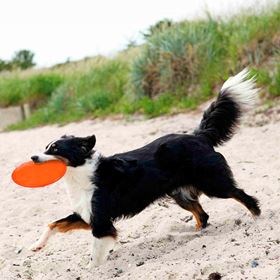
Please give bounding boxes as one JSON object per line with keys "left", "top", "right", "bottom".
{"left": 31, "top": 155, "right": 39, "bottom": 162}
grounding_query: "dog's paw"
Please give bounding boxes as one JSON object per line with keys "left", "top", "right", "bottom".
{"left": 86, "top": 261, "right": 98, "bottom": 270}
{"left": 86, "top": 262, "right": 95, "bottom": 270}
{"left": 29, "top": 241, "right": 46, "bottom": 252}
{"left": 86, "top": 256, "right": 105, "bottom": 269}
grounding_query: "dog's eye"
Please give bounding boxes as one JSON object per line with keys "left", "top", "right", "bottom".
{"left": 53, "top": 148, "right": 58, "bottom": 152}
{"left": 81, "top": 146, "right": 87, "bottom": 153}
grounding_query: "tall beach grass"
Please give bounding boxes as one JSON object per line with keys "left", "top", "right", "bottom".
{"left": 2, "top": 4, "right": 280, "bottom": 130}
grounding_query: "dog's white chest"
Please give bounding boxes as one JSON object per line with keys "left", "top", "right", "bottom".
{"left": 64, "top": 161, "right": 96, "bottom": 224}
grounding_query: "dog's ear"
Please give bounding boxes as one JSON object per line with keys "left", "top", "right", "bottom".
{"left": 84, "top": 135, "right": 96, "bottom": 150}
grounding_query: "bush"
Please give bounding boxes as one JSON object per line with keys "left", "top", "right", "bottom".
{"left": 269, "top": 66, "right": 280, "bottom": 97}
{"left": 131, "top": 5, "right": 280, "bottom": 100}
{"left": 0, "top": 77, "right": 27, "bottom": 106}
{"left": 16, "top": 60, "right": 130, "bottom": 126}
{"left": 24, "top": 73, "right": 64, "bottom": 106}
{"left": 0, "top": 73, "right": 64, "bottom": 107}
{"left": 131, "top": 19, "right": 228, "bottom": 98}
{"left": 4, "top": 4, "right": 280, "bottom": 130}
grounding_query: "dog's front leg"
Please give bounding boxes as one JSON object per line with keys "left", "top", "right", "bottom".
{"left": 89, "top": 236, "right": 116, "bottom": 267}
{"left": 29, "top": 226, "right": 54, "bottom": 252}
{"left": 29, "top": 213, "right": 91, "bottom": 251}
{"left": 89, "top": 218, "right": 117, "bottom": 267}
{"left": 89, "top": 187, "right": 118, "bottom": 267}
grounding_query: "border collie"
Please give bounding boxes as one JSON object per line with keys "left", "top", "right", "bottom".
{"left": 29, "top": 68, "right": 261, "bottom": 267}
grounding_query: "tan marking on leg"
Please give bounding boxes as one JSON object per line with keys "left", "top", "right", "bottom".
{"left": 232, "top": 197, "right": 258, "bottom": 216}
{"left": 172, "top": 192, "right": 208, "bottom": 230}
{"left": 187, "top": 201, "right": 205, "bottom": 230}
{"left": 193, "top": 212, "right": 203, "bottom": 230}
{"left": 30, "top": 218, "right": 91, "bottom": 252}
{"left": 49, "top": 220, "right": 91, "bottom": 232}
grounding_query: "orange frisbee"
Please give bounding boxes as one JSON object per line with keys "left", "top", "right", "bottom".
{"left": 12, "top": 160, "right": 67, "bottom": 188}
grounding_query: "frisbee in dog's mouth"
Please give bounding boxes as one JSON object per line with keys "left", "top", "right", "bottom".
{"left": 12, "top": 160, "right": 67, "bottom": 188}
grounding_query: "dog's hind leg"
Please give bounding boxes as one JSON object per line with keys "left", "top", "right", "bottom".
{"left": 29, "top": 213, "right": 91, "bottom": 251}
{"left": 195, "top": 153, "right": 261, "bottom": 217}
{"left": 228, "top": 188, "right": 261, "bottom": 216}
{"left": 201, "top": 181, "right": 261, "bottom": 217}
{"left": 170, "top": 188, "right": 209, "bottom": 230}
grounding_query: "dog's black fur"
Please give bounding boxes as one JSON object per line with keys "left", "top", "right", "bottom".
{"left": 31, "top": 71, "right": 261, "bottom": 254}
{"left": 90, "top": 90, "right": 260, "bottom": 237}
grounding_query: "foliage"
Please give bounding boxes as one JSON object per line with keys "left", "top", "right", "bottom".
{"left": 0, "top": 59, "right": 13, "bottom": 72}
{"left": 2, "top": 4, "right": 280, "bottom": 130}
{"left": 11, "top": 49, "right": 36, "bottom": 70}
{"left": 143, "top": 19, "right": 173, "bottom": 39}
{"left": 0, "top": 73, "right": 64, "bottom": 107}
{"left": 0, "top": 49, "right": 36, "bottom": 72}
{"left": 131, "top": 6, "right": 280, "bottom": 99}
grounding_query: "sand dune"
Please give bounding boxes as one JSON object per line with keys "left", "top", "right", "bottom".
{"left": 0, "top": 107, "right": 279, "bottom": 279}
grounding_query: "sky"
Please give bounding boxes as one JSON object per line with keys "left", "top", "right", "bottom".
{"left": 0, "top": 0, "right": 277, "bottom": 67}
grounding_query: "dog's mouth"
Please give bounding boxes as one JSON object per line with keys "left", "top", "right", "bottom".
{"left": 31, "top": 154, "right": 69, "bottom": 165}
{"left": 54, "top": 155, "right": 70, "bottom": 165}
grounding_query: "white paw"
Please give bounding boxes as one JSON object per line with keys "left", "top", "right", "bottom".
{"left": 87, "top": 256, "right": 105, "bottom": 269}
{"left": 89, "top": 236, "right": 115, "bottom": 269}
{"left": 86, "top": 261, "right": 95, "bottom": 270}
{"left": 29, "top": 241, "right": 46, "bottom": 252}
{"left": 28, "top": 227, "right": 53, "bottom": 252}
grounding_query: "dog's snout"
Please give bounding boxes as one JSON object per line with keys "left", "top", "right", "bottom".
{"left": 31, "top": 155, "right": 39, "bottom": 162}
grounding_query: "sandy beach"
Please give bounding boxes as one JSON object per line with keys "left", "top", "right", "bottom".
{"left": 0, "top": 104, "right": 279, "bottom": 280}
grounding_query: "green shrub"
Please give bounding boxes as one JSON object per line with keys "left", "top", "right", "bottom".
{"left": 19, "top": 60, "right": 130, "bottom": 125}
{"left": 25, "top": 73, "right": 64, "bottom": 104}
{"left": 131, "top": 18, "right": 230, "bottom": 98}
{"left": 0, "top": 77, "right": 28, "bottom": 106}
{"left": 269, "top": 66, "right": 280, "bottom": 97}
{"left": 0, "top": 73, "right": 64, "bottom": 107}
{"left": 3, "top": 3, "right": 280, "bottom": 130}
{"left": 140, "top": 94, "right": 174, "bottom": 116}
{"left": 131, "top": 5, "right": 280, "bottom": 100}
{"left": 250, "top": 68, "right": 272, "bottom": 86}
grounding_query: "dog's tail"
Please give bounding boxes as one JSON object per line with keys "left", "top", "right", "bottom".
{"left": 194, "top": 68, "right": 259, "bottom": 147}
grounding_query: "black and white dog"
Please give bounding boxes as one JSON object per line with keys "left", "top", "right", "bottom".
{"left": 30, "top": 69, "right": 261, "bottom": 267}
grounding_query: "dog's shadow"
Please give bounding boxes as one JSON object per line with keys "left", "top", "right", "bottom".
{"left": 106, "top": 215, "right": 256, "bottom": 269}
{"left": 108, "top": 223, "right": 202, "bottom": 264}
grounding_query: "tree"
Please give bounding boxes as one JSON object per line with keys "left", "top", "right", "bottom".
{"left": 12, "top": 49, "right": 36, "bottom": 70}
{"left": 0, "top": 59, "right": 6, "bottom": 71}
{"left": 0, "top": 58, "right": 13, "bottom": 72}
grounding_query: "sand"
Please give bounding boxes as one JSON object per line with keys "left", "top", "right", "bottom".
{"left": 0, "top": 106, "right": 279, "bottom": 280}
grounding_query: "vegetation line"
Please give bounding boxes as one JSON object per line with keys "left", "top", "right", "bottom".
{"left": 1, "top": 4, "right": 280, "bottom": 130}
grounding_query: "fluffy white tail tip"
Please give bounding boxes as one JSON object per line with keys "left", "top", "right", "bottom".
{"left": 221, "top": 68, "right": 259, "bottom": 109}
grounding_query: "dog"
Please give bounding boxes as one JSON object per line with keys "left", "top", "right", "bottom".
{"left": 29, "top": 68, "right": 261, "bottom": 266}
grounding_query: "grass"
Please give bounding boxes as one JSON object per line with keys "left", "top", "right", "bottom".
{"left": 2, "top": 3, "right": 280, "bottom": 130}
{"left": 9, "top": 59, "right": 130, "bottom": 129}
{"left": 269, "top": 65, "right": 280, "bottom": 97}
{"left": 0, "top": 73, "right": 64, "bottom": 108}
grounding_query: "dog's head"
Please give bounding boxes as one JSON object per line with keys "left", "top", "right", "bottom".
{"left": 31, "top": 134, "right": 96, "bottom": 167}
